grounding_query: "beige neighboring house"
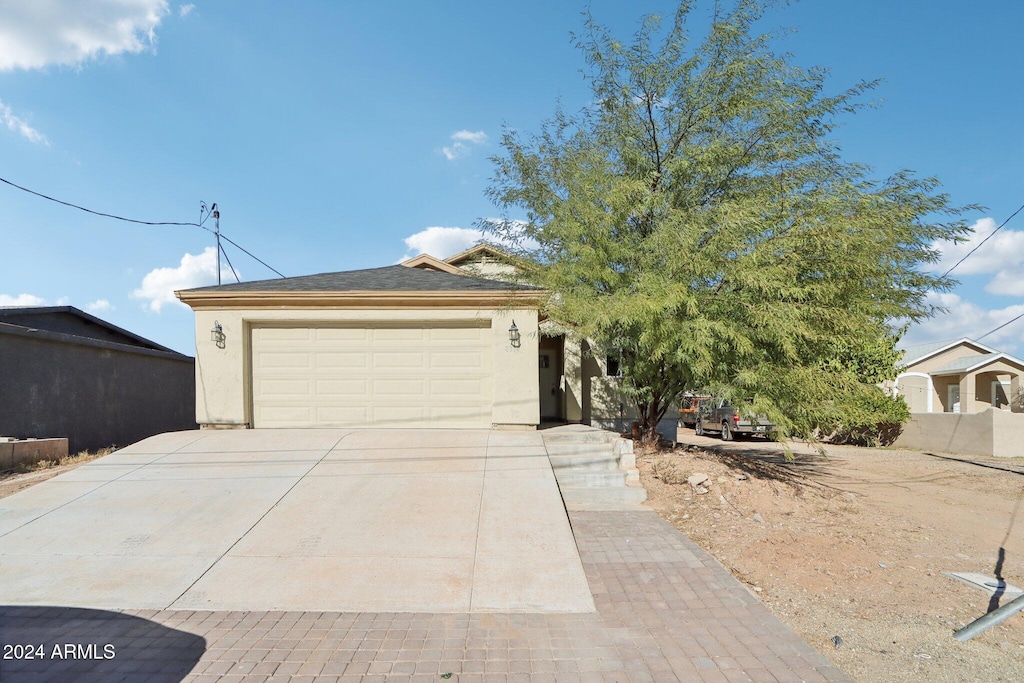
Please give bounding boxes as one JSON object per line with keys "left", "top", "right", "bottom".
{"left": 406, "top": 245, "right": 668, "bottom": 436}
{"left": 176, "top": 264, "right": 543, "bottom": 430}
{"left": 892, "top": 338, "right": 1024, "bottom": 414}
{"left": 891, "top": 338, "right": 1024, "bottom": 458}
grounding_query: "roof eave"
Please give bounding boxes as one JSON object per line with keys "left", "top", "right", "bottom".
{"left": 175, "top": 288, "right": 546, "bottom": 310}
{"left": 901, "top": 338, "right": 999, "bottom": 368}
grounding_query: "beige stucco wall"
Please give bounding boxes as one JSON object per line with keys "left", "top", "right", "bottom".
{"left": 193, "top": 307, "right": 539, "bottom": 429}
{"left": 456, "top": 260, "right": 519, "bottom": 281}
{"left": 893, "top": 409, "right": 1024, "bottom": 458}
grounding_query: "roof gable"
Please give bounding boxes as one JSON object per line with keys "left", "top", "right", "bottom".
{"left": 930, "top": 351, "right": 1024, "bottom": 375}
{"left": 445, "top": 244, "right": 517, "bottom": 266}
{"left": 400, "top": 254, "right": 468, "bottom": 275}
{"left": 901, "top": 338, "right": 998, "bottom": 368}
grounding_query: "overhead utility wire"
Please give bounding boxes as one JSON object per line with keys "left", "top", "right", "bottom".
{"left": 941, "top": 202, "right": 1024, "bottom": 278}
{"left": 219, "top": 243, "right": 241, "bottom": 284}
{"left": 219, "top": 233, "right": 286, "bottom": 278}
{"left": 0, "top": 176, "right": 213, "bottom": 232}
{"left": 936, "top": 202, "right": 1024, "bottom": 342}
{"left": 977, "top": 310, "right": 1024, "bottom": 342}
{"left": 0, "top": 175, "right": 285, "bottom": 278}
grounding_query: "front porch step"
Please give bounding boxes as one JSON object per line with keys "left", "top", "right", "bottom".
{"left": 558, "top": 485, "right": 648, "bottom": 510}
{"left": 544, "top": 442, "right": 618, "bottom": 456}
{"left": 548, "top": 454, "right": 622, "bottom": 472}
{"left": 542, "top": 431, "right": 616, "bottom": 445}
{"left": 554, "top": 470, "right": 629, "bottom": 487}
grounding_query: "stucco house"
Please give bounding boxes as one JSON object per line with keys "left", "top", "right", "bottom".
{"left": 176, "top": 264, "right": 544, "bottom": 429}
{"left": 893, "top": 338, "right": 1024, "bottom": 414}
{"left": 0, "top": 306, "right": 196, "bottom": 452}
{"left": 176, "top": 245, "right": 655, "bottom": 434}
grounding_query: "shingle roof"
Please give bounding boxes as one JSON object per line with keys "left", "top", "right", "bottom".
{"left": 933, "top": 353, "right": 1001, "bottom": 374}
{"left": 182, "top": 265, "right": 542, "bottom": 293}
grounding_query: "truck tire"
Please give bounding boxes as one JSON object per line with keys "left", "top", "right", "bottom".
{"left": 721, "top": 421, "right": 733, "bottom": 441}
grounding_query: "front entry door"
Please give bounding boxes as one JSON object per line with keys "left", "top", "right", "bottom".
{"left": 539, "top": 351, "right": 559, "bottom": 419}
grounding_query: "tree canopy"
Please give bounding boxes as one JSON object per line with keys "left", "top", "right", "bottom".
{"left": 485, "top": 0, "right": 975, "bottom": 443}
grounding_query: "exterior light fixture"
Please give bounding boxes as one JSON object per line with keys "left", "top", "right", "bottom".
{"left": 509, "top": 320, "right": 521, "bottom": 348}
{"left": 211, "top": 321, "right": 226, "bottom": 349}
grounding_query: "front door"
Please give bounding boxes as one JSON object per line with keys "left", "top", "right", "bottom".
{"left": 948, "top": 384, "right": 961, "bottom": 413}
{"left": 538, "top": 336, "right": 564, "bottom": 421}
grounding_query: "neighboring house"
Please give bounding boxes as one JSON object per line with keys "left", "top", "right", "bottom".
{"left": 176, "top": 265, "right": 544, "bottom": 429}
{"left": 0, "top": 306, "right": 196, "bottom": 452}
{"left": 892, "top": 338, "right": 1023, "bottom": 414}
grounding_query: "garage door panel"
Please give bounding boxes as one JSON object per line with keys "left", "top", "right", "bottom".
{"left": 373, "top": 328, "right": 428, "bottom": 341}
{"left": 316, "top": 406, "right": 370, "bottom": 423}
{"left": 257, "top": 328, "right": 311, "bottom": 342}
{"left": 316, "top": 328, "right": 368, "bottom": 341}
{"left": 432, "top": 352, "right": 478, "bottom": 368}
{"left": 258, "top": 379, "right": 311, "bottom": 396}
{"left": 317, "top": 352, "right": 368, "bottom": 369}
{"left": 251, "top": 324, "right": 492, "bottom": 429}
{"left": 373, "top": 352, "right": 426, "bottom": 368}
{"left": 316, "top": 379, "right": 368, "bottom": 396}
{"left": 257, "top": 352, "right": 313, "bottom": 369}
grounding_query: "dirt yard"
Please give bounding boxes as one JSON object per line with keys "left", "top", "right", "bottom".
{"left": 640, "top": 432, "right": 1024, "bottom": 682}
{"left": 0, "top": 450, "right": 109, "bottom": 500}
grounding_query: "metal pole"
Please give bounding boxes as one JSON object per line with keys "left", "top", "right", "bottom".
{"left": 954, "top": 593, "right": 1024, "bottom": 641}
{"left": 213, "top": 207, "right": 221, "bottom": 286}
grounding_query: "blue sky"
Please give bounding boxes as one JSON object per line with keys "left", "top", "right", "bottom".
{"left": 1, "top": 0, "right": 1023, "bottom": 355}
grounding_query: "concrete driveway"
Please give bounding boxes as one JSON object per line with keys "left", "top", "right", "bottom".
{"left": 0, "top": 429, "right": 594, "bottom": 613}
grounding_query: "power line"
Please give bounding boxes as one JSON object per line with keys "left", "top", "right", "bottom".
{"left": 220, "top": 233, "right": 286, "bottom": 278}
{"left": 941, "top": 202, "right": 1024, "bottom": 278}
{"left": 0, "top": 175, "right": 286, "bottom": 279}
{"left": 0, "top": 176, "right": 213, "bottom": 232}
{"left": 977, "top": 310, "right": 1024, "bottom": 342}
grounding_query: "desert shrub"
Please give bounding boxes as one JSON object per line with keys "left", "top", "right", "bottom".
{"left": 651, "top": 456, "right": 690, "bottom": 485}
{"left": 825, "top": 387, "right": 909, "bottom": 447}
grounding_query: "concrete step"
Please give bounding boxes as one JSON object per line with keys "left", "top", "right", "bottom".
{"left": 544, "top": 442, "right": 616, "bottom": 456}
{"left": 548, "top": 454, "right": 622, "bottom": 472}
{"left": 553, "top": 470, "right": 629, "bottom": 487}
{"left": 558, "top": 485, "right": 648, "bottom": 510}
{"left": 542, "top": 431, "right": 614, "bottom": 445}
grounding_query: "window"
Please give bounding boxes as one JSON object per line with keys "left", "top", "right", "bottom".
{"left": 606, "top": 353, "right": 621, "bottom": 377}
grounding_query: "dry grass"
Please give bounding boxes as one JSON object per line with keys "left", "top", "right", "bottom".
{"left": 5, "top": 446, "right": 115, "bottom": 476}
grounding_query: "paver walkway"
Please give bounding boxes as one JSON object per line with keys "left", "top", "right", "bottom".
{"left": 0, "top": 508, "right": 850, "bottom": 682}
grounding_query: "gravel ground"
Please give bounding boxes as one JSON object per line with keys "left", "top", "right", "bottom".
{"left": 640, "top": 432, "right": 1024, "bottom": 683}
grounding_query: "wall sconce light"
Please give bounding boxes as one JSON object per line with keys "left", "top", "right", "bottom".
{"left": 509, "top": 320, "right": 521, "bottom": 348}
{"left": 211, "top": 321, "right": 226, "bottom": 349}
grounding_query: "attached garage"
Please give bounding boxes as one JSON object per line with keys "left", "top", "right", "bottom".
{"left": 177, "top": 265, "right": 541, "bottom": 430}
{"left": 250, "top": 322, "right": 493, "bottom": 428}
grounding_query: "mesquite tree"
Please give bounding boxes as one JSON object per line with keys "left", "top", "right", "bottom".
{"left": 485, "top": 0, "right": 974, "bottom": 444}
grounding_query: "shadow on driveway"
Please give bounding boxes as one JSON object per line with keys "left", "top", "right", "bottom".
{"left": 0, "top": 606, "right": 205, "bottom": 682}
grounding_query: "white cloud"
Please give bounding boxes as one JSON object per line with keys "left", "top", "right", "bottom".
{"left": 131, "top": 247, "right": 225, "bottom": 312}
{"left": 0, "top": 293, "right": 46, "bottom": 307}
{"left": 928, "top": 217, "right": 1024, "bottom": 296}
{"left": 0, "top": 99, "right": 48, "bottom": 144}
{"left": 86, "top": 299, "right": 114, "bottom": 313}
{"left": 451, "top": 130, "right": 487, "bottom": 145}
{"left": 901, "top": 292, "right": 1024, "bottom": 354}
{"left": 403, "top": 226, "right": 483, "bottom": 260}
{"left": 399, "top": 220, "right": 536, "bottom": 261}
{"left": 440, "top": 129, "right": 487, "bottom": 161}
{"left": 179, "top": 3, "right": 195, "bottom": 17}
{"left": 0, "top": 0, "right": 169, "bottom": 72}
{"left": 55, "top": 297, "right": 70, "bottom": 305}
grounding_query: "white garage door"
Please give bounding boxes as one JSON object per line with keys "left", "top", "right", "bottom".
{"left": 250, "top": 323, "right": 493, "bottom": 428}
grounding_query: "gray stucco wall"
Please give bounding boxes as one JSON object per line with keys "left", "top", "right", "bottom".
{"left": 0, "top": 328, "right": 196, "bottom": 453}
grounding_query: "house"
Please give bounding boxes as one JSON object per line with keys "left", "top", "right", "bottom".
{"left": 176, "top": 265, "right": 544, "bottom": 429}
{"left": 893, "top": 338, "right": 1023, "bottom": 414}
{"left": 891, "top": 338, "right": 1024, "bottom": 458}
{"left": 0, "top": 306, "right": 196, "bottom": 452}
